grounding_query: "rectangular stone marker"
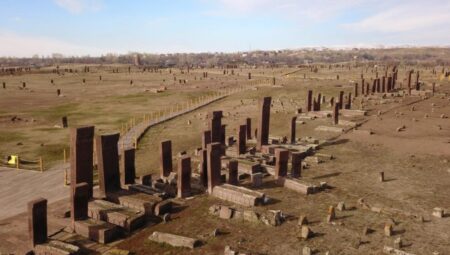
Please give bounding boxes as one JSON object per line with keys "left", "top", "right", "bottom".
{"left": 148, "top": 231, "right": 200, "bottom": 249}
{"left": 71, "top": 182, "right": 89, "bottom": 227}
{"left": 246, "top": 118, "right": 252, "bottom": 139}
{"left": 202, "top": 130, "right": 211, "bottom": 149}
{"left": 306, "top": 90, "right": 312, "bottom": 112}
{"left": 354, "top": 83, "right": 359, "bottom": 97}
{"left": 207, "top": 142, "right": 222, "bottom": 194}
{"left": 227, "top": 160, "right": 238, "bottom": 185}
{"left": 120, "top": 148, "right": 136, "bottom": 186}
{"left": 257, "top": 97, "right": 271, "bottom": 150}
{"left": 28, "top": 198, "right": 47, "bottom": 247}
{"left": 346, "top": 93, "right": 352, "bottom": 109}
{"left": 160, "top": 140, "right": 173, "bottom": 178}
{"left": 291, "top": 116, "right": 297, "bottom": 144}
{"left": 177, "top": 155, "right": 191, "bottom": 198}
{"left": 200, "top": 149, "right": 208, "bottom": 187}
{"left": 338, "top": 91, "right": 344, "bottom": 109}
{"left": 238, "top": 124, "right": 247, "bottom": 155}
{"left": 274, "top": 148, "right": 289, "bottom": 178}
{"left": 70, "top": 126, "right": 94, "bottom": 199}
{"left": 333, "top": 103, "right": 339, "bottom": 125}
{"left": 62, "top": 116, "right": 68, "bottom": 128}
{"left": 291, "top": 152, "right": 303, "bottom": 178}
{"left": 221, "top": 124, "right": 226, "bottom": 146}
{"left": 96, "top": 133, "right": 120, "bottom": 197}
{"left": 209, "top": 111, "right": 223, "bottom": 143}
{"left": 382, "top": 76, "right": 386, "bottom": 92}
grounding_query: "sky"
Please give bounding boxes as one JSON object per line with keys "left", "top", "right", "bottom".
{"left": 0, "top": 0, "right": 449, "bottom": 57}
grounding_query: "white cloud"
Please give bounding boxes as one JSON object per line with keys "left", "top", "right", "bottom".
{"left": 215, "top": 0, "right": 364, "bottom": 21}
{"left": 0, "top": 31, "right": 102, "bottom": 57}
{"left": 344, "top": 1, "right": 450, "bottom": 33}
{"left": 54, "top": 0, "right": 103, "bottom": 14}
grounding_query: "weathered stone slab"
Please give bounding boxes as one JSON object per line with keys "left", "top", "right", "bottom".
{"left": 88, "top": 199, "right": 145, "bottom": 232}
{"left": 73, "top": 219, "right": 119, "bottom": 244}
{"left": 315, "top": 125, "right": 344, "bottom": 133}
{"left": 340, "top": 109, "right": 367, "bottom": 117}
{"left": 353, "top": 129, "right": 373, "bottom": 135}
{"left": 278, "top": 177, "right": 316, "bottom": 195}
{"left": 257, "top": 97, "right": 271, "bottom": 150}
{"left": 212, "top": 184, "right": 265, "bottom": 207}
{"left": 107, "top": 190, "right": 163, "bottom": 216}
{"left": 306, "top": 111, "right": 332, "bottom": 118}
{"left": 70, "top": 126, "right": 94, "bottom": 198}
{"left": 96, "top": 133, "right": 121, "bottom": 197}
{"left": 338, "top": 120, "right": 357, "bottom": 127}
{"left": 148, "top": 231, "right": 200, "bottom": 249}
{"left": 34, "top": 240, "right": 79, "bottom": 255}
{"left": 383, "top": 246, "right": 415, "bottom": 255}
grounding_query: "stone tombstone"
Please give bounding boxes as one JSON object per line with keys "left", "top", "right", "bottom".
{"left": 227, "top": 160, "right": 238, "bottom": 185}
{"left": 257, "top": 97, "right": 272, "bottom": 150}
{"left": 71, "top": 182, "right": 89, "bottom": 227}
{"left": 290, "top": 116, "right": 297, "bottom": 144}
{"left": 220, "top": 124, "right": 226, "bottom": 146}
{"left": 160, "top": 140, "right": 173, "bottom": 178}
{"left": 70, "top": 126, "right": 95, "bottom": 198}
{"left": 209, "top": 111, "right": 223, "bottom": 144}
{"left": 202, "top": 130, "right": 212, "bottom": 149}
{"left": 354, "top": 83, "right": 359, "bottom": 97}
{"left": 338, "top": 91, "right": 344, "bottom": 109}
{"left": 62, "top": 116, "right": 68, "bottom": 128}
{"left": 207, "top": 142, "right": 222, "bottom": 194}
{"left": 306, "top": 90, "right": 313, "bottom": 112}
{"left": 96, "top": 133, "right": 120, "bottom": 197}
{"left": 333, "top": 103, "right": 339, "bottom": 125}
{"left": 382, "top": 76, "right": 386, "bottom": 92}
{"left": 346, "top": 93, "right": 352, "bottom": 109}
{"left": 177, "top": 155, "right": 192, "bottom": 198}
{"left": 291, "top": 152, "right": 303, "bottom": 178}
{"left": 274, "top": 148, "right": 289, "bottom": 178}
{"left": 2, "top": 82, "right": 5, "bottom": 89}
{"left": 238, "top": 124, "right": 247, "bottom": 155}
{"left": 248, "top": 72, "right": 252, "bottom": 79}
{"left": 415, "top": 71, "right": 420, "bottom": 90}
{"left": 28, "top": 198, "right": 47, "bottom": 247}
{"left": 57, "top": 89, "right": 61, "bottom": 96}
{"left": 361, "top": 79, "right": 365, "bottom": 95}
{"left": 246, "top": 118, "right": 252, "bottom": 139}
{"left": 200, "top": 149, "right": 208, "bottom": 187}
{"left": 120, "top": 148, "right": 136, "bottom": 186}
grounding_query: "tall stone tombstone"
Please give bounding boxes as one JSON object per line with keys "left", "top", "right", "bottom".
{"left": 160, "top": 140, "right": 173, "bottom": 178}
{"left": 207, "top": 142, "right": 222, "bottom": 194}
{"left": 306, "top": 90, "right": 313, "bottom": 112}
{"left": 220, "top": 124, "right": 226, "bottom": 146}
{"left": 274, "top": 149, "right": 289, "bottom": 178}
{"left": 361, "top": 79, "right": 365, "bottom": 95}
{"left": 71, "top": 182, "right": 89, "bottom": 228}
{"left": 366, "top": 83, "right": 370, "bottom": 96}
{"left": 238, "top": 124, "right": 247, "bottom": 155}
{"left": 70, "top": 126, "right": 94, "bottom": 199}
{"left": 415, "top": 71, "right": 420, "bottom": 90}
{"left": 432, "top": 82, "right": 435, "bottom": 95}
{"left": 246, "top": 118, "right": 252, "bottom": 139}
{"left": 407, "top": 70, "right": 413, "bottom": 93}
{"left": 202, "top": 130, "right": 212, "bottom": 149}
{"left": 227, "top": 160, "right": 238, "bottom": 185}
{"left": 290, "top": 116, "right": 297, "bottom": 144}
{"left": 257, "top": 97, "right": 272, "bottom": 150}
{"left": 346, "top": 93, "right": 352, "bottom": 109}
{"left": 338, "top": 91, "right": 344, "bottom": 109}
{"left": 291, "top": 152, "right": 303, "bottom": 178}
{"left": 177, "top": 155, "right": 191, "bottom": 198}
{"left": 333, "top": 103, "right": 339, "bottom": 125}
{"left": 28, "top": 198, "right": 47, "bottom": 247}
{"left": 62, "top": 116, "right": 68, "bottom": 128}
{"left": 209, "top": 111, "right": 223, "bottom": 143}
{"left": 354, "top": 83, "right": 359, "bottom": 97}
{"left": 120, "top": 148, "right": 136, "bottom": 186}
{"left": 382, "top": 76, "right": 386, "bottom": 92}
{"left": 96, "top": 133, "right": 120, "bottom": 197}
{"left": 316, "top": 93, "right": 322, "bottom": 111}
{"left": 200, "top": 149, "right": 208, "bottom": 187}
{"left": 387, "top": 76, "right": 393, "bottom": 92}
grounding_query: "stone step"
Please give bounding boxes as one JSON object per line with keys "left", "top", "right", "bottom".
{"left": 73, "top": 219, "right": 119, "bottom": 244}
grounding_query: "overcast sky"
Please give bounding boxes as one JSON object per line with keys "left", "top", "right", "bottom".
{"left": 0, "top": 0, "right": 449, "bottom": 57}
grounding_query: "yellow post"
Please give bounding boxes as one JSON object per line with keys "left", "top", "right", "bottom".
{"left": 39, "top": 157, "right": 43, "bottom": 172}
{"left": 64, "top": 168, "right": 68, "bottom": 186}
{"left": 63, "top": 149, "right": 67, "bottom": 163}
{"left": 16, "top": 156, "right": 19, "bottom": 169}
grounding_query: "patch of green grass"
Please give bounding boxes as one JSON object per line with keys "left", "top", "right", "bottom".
{"left": 0, "top": 130, "right": 26, "bottom": 143}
